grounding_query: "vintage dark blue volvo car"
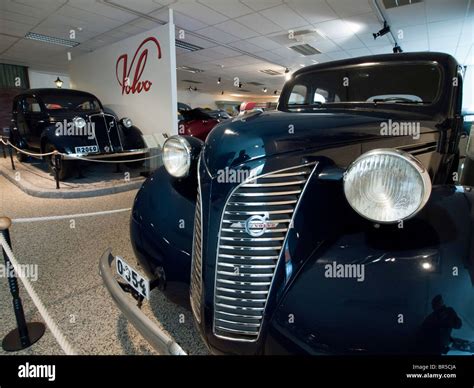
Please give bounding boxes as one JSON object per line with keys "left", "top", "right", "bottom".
{"left": 10, "top": 88, "right": 147, "bottom": 179}
{"left": 101, "top": 52, "right": 474, "bottom": 355}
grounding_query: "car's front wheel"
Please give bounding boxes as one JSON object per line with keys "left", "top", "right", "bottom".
{"left": 44, "top": 143, "right": 72, "bottom": 180}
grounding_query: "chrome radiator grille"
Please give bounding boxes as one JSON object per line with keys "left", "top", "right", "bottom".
{"left": 190, "top": 181, "right": 203, "bottom": 323}
{"left": 213, "top": 163, "right": 316, "bottom": 341}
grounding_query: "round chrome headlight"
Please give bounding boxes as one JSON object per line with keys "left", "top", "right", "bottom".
{"left": 162, "top": 136, "right": 191, "bottom": 178}
{"left": 122, "top": 117, "right": 133, "bottom": 128}
{"left": 73, "top": 117, "right": 86, "bottom": 129}
{"left": 343, "top": 149, "right": 431, "bottom": 223}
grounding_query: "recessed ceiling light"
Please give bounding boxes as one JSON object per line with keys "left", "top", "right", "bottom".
{"left": 25, "top": 32, "right": 79, "bottom": 47}
{"left": 177, "top": 66, "right": 204, "bottom": 74}
{"left": 289, "top": 43, "right": 321, "bottom": 56}
{"left": 175, "top": 39, "right": 203, "bottom": 52}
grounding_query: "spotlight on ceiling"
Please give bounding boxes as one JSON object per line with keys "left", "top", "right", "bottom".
{"left": 188, "top": 86, "right": 197, "bottom": 92}
{"left": 393, "top": 44, "right": 403, "bottom": 53}
{"left": 217, "top": 77, "right": 221, "bottom": 84}
{"left": 373, "top": 21, "right": 390, "bottom": 40}
{"left": 238, "top": 82, "right": 242, "bottom": 88}
{"left": 274, "top": 90, "right": 278, "bottom": 95}
{"left": 262, "top": 87, "right": 267, "bottom": 93}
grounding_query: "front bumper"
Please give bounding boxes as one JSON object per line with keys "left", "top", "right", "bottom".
{"left": 62, "top": 148, "right": 149, "bottom": 160}
{"left": 99, "top": 249, "right": 187, "bottom": 355}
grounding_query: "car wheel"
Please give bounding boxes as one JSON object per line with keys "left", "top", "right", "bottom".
{"left": 45, "top": 143, "right": 72, "bottom": 180}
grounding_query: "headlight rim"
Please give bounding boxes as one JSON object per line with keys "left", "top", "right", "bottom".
{"left": 343, "top": 148, "right": 432, "bottom": 224}
{"left": 121, "top": 117, "right": 133, "bottom": 128}
{"left": 162, "top": 135, "right": 192, "bottom": 178}
{"left": 73, "top": 116, "right": 86, "bottom": 129}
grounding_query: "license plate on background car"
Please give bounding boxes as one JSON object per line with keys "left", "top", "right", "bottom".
{"left": 115, "top": 256, "right": 150, "bottom": 299}
{"left": 74, "top": 145, "right": 99, "bottom": 154}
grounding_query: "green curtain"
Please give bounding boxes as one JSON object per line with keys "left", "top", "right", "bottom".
{"left": 0, "top": 63, "right": 29, "bottom": 89}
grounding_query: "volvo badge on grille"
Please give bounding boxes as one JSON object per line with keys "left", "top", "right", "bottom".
{"left": 240, "top": 213, "right": 278, "bottom": 237}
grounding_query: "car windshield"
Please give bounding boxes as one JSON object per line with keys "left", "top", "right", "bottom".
{"left": 41, "top": 94, "right": 102, "bottom": 112}
{"left": 285, "top": 62, "right": 442, "bottom": 110}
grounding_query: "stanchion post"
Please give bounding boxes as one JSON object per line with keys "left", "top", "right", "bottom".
{"left": 8, "top": 144, "right": 15, "bottom": 171}
{"left": 0, "top": 217, "right": 45, "bottom": 351}
{"left": 54, "top": 153, "right": 61, "bottom": 189}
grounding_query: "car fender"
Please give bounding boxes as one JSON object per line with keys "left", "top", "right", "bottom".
{"left": 265, "top": 185, "right": 474, "bottom": 354}
{"left": 131, "top": 165, "right": 198, "bottom": 283}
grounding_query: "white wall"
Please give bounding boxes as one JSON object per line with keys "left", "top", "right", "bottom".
{"left": 70, "top": 22, "right": 177, "bottom": 148}
{"left": 28, "top": 69, "right": 70, "bottom": 89}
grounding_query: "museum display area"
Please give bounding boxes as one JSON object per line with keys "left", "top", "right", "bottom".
{"left": 0, "top": 0, "right": 473, "bottom": 385}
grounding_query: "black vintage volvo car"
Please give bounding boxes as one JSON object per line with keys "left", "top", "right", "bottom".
{"left": 10, "top": 89, "right": 147, "bottom": 179}
{"left": 101, "top": 52, "right": 474, "bottom": 355}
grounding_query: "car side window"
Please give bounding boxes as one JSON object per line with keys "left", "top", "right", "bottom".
{"left": 288, "top": 84, "right": 308, "bottom": 105}
{"left": 25, "top": 97, "right": 41, "bottom": 113}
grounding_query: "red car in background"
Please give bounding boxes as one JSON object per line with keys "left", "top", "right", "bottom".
{"left": 178, "top": 108, "right": 230, "bottom": 141}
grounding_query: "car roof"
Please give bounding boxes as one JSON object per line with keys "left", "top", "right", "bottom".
{"left": 17, "top": 88, "right": 99, "bottom": 100}
{"left": 293, "top": 51, "right": 458, "bottom": 77}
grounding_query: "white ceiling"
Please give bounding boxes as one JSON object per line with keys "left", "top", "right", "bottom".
{"left": 0, "top": 0, "right": 473, "bottom": 97}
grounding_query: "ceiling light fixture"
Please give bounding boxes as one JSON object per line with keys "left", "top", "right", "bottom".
{"left": 262, "top": 87, "right": 267, "bottom": 93}
{"left": 25, "top": 32, "right": 79, "bottom": 47}
{"left": 217, "top": 77, "right": 221, "bottom": 84}
{"left": 175, "top": 39, "right": 203, "bottom": 52}
{"left": 373, "top": 21, "right": 390, "bottom": 40}
{"left": 55, "top": 77, "right": 63, "bottom": 88}
{"left": 284, "top": 68, "right": 291, "bottom": 81}
{"left": 274, "top": 90, "right": 278, "bottom": 95}
{"left": 238, "top": 82, "right": 242, "bottom": 88}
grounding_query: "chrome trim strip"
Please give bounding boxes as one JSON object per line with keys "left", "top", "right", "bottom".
{"left": 233, "top": 190, "right": 302, "bottom": 196}
{"left": 189, "top": 157, "right": 203, "bottom": 323}
{"left": 221, "top": 228, "right": 288, "bottom": 234}
{"left": 62, "top": 148, "right": 148, "bottom": 160}
{"left": 242, "top": 180, "right": 305, "bottom": 187}
{"left": 227, "top": 200, "right": 297, "bottom": 206}
{"left": 224, "top": 209, "right": 293, "bottom": 215}
{"left": 220, "top": 236, "right": 285, "bottom": 242}
{"left": 218, "top": 254, "right": 279, "bottom": 260}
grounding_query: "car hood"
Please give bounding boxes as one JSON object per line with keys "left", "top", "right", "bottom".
{"left": 203, "top": 109, "right": 437, "bottom": 176}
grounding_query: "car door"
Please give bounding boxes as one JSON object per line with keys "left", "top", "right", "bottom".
{"left": 23, "top": 96, "right": 44, "bottom": 148}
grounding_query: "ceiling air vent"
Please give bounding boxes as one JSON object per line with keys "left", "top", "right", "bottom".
{"left": 382, "top": 0, "right": 423, "bottom": 9}
{"left": 259, "top": 69, "right": 282, "bottom": 76}
{"left": 177, "top": 66, "right": 205, "bottom": 74}
{"left": 175, "top": 39, "right": 203, "bottom": 52}
{"left": 181, "top": 79, "right": 202, "bottom": 84}
{"left": 289, "top": 44, "right": 321, "bottom": 56}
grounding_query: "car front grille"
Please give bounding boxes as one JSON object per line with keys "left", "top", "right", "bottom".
{"left": 190, "top": 177, "right": 203, "bottom": 323}
{"left": 213, "top": 163, "right": 317, "bottom": 342}
{"left": 88, "top": 113, "right": 123, "bottom": 152}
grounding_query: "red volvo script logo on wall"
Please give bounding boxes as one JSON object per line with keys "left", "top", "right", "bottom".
{"left": 116, "top": 37, "right": 162, "bottom": 95}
